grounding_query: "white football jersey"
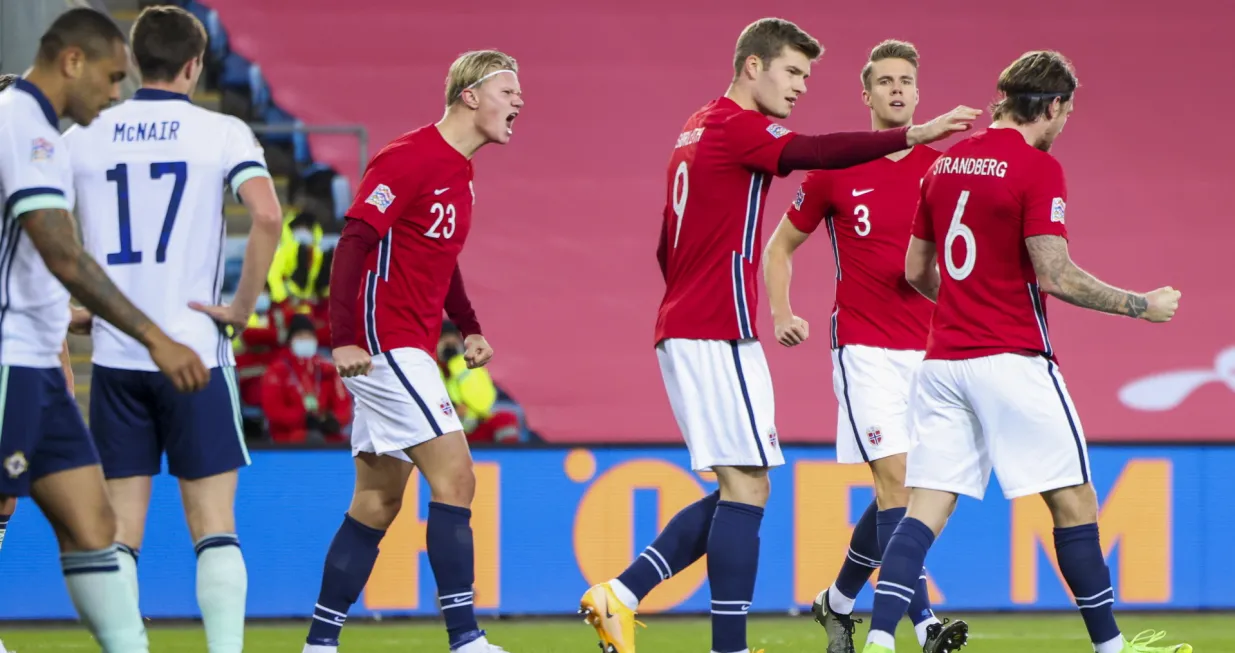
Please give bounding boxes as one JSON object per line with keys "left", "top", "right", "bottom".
{"left": 66, "top": 88, "right": 270, "bottom": 371}
{"left": 0, "top": 79, "right": 74, "bottom": 368}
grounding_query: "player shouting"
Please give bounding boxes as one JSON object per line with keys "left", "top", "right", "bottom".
{"left": 302, "top": 50, "right": 523, "bottom": 653}
{"left": 580, "top": 17, "right": 979, "bottom": 653}
{"left": 862, "top": 50, "right": 1189, "bottom": 653}
{"left": 764, "top": 39, "right": 966, "bottom": 653}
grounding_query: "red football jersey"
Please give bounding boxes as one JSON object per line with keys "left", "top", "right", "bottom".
{"left": 346, "top": 125, "right": 475, "bottom": 356}
{"left": 654, "top": 97, "right": 795, "bottom": 343}
{"left": 785, "top": 145, "right": 940, "bottom": 351}
{"left": 912, "top": 128, "right": 1069, "bottom": 360}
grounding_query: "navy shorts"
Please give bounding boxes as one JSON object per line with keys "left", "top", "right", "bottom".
{"left": 90, "top": 365, "right": 251, "bottom": 480}
{"left": 0, "top": 366, "right": 100, "bottom": 497}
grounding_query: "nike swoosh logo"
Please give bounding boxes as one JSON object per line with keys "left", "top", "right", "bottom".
{"left": 434, "top": 187, "right": 450, "bottom": 195}
{"left": 852, "top": 189, "right": 874, "bottom": 196}
{"left": 453, "top": 596, "right": 470, "bottom": 603}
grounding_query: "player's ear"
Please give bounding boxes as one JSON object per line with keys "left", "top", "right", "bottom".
{"left": 744, "top": 55, "right": 762, "bottom": 80}
{"left": 62, "top": 46, "right": 86, "bottom": 80}
{"left": 460, "top": 87, "right": 481, "bottom": 110}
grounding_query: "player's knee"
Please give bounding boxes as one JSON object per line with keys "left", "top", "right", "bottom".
{"left": 61, "top": 504, "right": 118, "bottom": 553}
{"left": 1042, "top": 483, "right": 1099, "bottom": 527}
{"left": 349, "top": 490, "right": 405, "bottom": 530}
{"left": 870, "top": 457, "right": 909, "bottom": 508}
{"left": 428, "top": 463, "right": 475, "bottom": 507}
{"left": 715, "top": 466, "right": 770, "bottom": 507}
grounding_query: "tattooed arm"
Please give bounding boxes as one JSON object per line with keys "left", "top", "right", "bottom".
{"left": 905, "top": 236, "right": 940, "bottom": 302}
{"left": 21, "top": 209, "right": 167, "bottom": 346}
{"left": 1024, "top": 235, "right": 1148, "bottom": 318}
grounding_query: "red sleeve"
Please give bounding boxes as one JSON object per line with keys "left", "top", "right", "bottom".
{"left": 259, "top": 362, "right": 306, "bottom": 430}
{"left": 444, "top": 265, "right": 483, "bottom": 337}
{"left": 328, "top": 219, "right": 381, "bottom": 349}
{"left": 911, "top": 174, "right": 935, "bottom": 242}
{"left": 723, "top": 111, "right": 795, "bottom": 176}
{"left": 777, "top": 127, "right": 910, "bottom": 174}
{"left": 345, "top": 151, "right": 416, "bottom": 236}
{"left": 1022, "top": 155, "right": 1069, "bottom": 240}
{"left": 784, "top": 171, "right": 833, "bottom": 234}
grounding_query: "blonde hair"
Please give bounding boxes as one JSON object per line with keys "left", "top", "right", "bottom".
{"left": 861, "top": 40, "right": 919, "bottom": 90}
{"left": 445, "top": 50, "right": 519, "bottom": 107}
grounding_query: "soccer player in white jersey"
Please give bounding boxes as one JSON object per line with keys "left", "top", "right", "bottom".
{"left": 862, "top": 51, "right": 1189, "bottom": 653}
{"left": 61, "top": 7, "right": 282, "bottom": 653}
{"left": 0, "top": 8, "right": 209, "bottom": 652}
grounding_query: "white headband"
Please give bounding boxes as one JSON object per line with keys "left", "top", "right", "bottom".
{"left": 465, "top": 69, "right": 517, "bottom": 90}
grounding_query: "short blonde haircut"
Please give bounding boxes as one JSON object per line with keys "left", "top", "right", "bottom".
{"left": 445, "top": 50, "right": 519, "bottom": 107}
{"left": 861, "top": 40, "right": 919, "bottom": 90}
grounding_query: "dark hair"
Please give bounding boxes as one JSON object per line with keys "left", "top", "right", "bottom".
{"left": 861, "top": 40, "right": 919, "bottom": 90}
{"left": 37, "top": 8, "right": 126, "bottom": 64}
{"left": 130, "top": 5, "right": 207, "bottom": 83}
{"left": 991, "top": 51, "right": 1079, "bottom": 125}
{"left": 286, "top": 314, "right": 317, "bottom": 341}
{"left": 441, "top": 321, "right": 461, "bottom": 337}
{"left": 0, "top": 74, "right": 16, "bottom": 92}
{"left": 733, "top": 18, "right": 822, "bottom": 78}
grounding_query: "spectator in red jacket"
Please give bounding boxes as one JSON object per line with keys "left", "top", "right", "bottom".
{"left": 261, "top": 315, "right": 352, "bottom": 443}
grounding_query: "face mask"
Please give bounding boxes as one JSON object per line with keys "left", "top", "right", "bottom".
{"left": 292, "top": 228, "right": 313, "bottom": 245}
{"left": 255, "top": 293, "right": 271, "bottom": 313}
{"left": 290, "top": 338, "right": 317, "bottom": 359}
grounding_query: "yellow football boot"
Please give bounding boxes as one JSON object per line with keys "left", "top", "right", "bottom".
{"left": 578, "top": 582, "right": 644, "bottom": 653}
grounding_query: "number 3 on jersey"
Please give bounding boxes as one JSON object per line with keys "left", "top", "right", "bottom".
{"left": 944, "top": 190, "right": 976, "bottom": 280}
{"left": 105, "top": 161, "right": 187, "bottom": 265}
{"left": 426, "top": 202, "right": 456, "bottom": 239}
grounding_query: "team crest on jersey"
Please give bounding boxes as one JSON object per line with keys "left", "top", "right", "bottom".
{"left": 1051, "top": 197, "right": 1066, "bottom": 224}
{"left": 866, "top": 426, "right": 883, "bottom": 446}
{"left": 4, "top": 451, "right": 27, "bottom": 478}
{"left": 793, "top": 186, "right": 806, "bottom": 210}
{"left": 766, "top": 124, "right": 790, "bottom": 139}
{"left": 30, "top": 137, "right": 54, "bottom": 162}
{"left": 365, "top": 183, "right": 396, "bottom": 213}
{"left": 767, "top": 427, "right": 779, "bottom": 448}
{"left": 439, "top": 397, "right": 455, "bottom": 417}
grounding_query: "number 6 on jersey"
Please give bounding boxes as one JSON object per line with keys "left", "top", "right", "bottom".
{"left": 944, "top": 190, "right": 975, "bottom": 281}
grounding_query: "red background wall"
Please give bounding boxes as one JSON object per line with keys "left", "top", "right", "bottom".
{"left": 209, "top": 0, "right": 1235, "bottom": 442}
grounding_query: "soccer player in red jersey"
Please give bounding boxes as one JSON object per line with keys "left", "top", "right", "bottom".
{"left": 764, "top": 39, "right": 967, "bottom": 653}
{"left": 862, "top": 52, "right": 1188, "bottom": 653}
{"left": 579, "top": 18, "right": 980, "bottom": 653}
{"left": 302, "top": 50, "right": 523, "bottom": 653}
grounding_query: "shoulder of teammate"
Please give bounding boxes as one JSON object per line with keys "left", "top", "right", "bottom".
{"left": 218, "top": 113, "right": 272, "bottom": 195}
{"left": 716, "top": 103, "right": 795, "bottom": 176}
{"left": 1021, "top": 151, "right": 1068, "bottom": 240}
{"left": 0, "top": 107, "right": 72, "bottom": 219}
{"left": 346, "top": 136, "right": 425, "bottom": 236}
{"left": 784, "top": 169, "right": 832, "bottom": 234}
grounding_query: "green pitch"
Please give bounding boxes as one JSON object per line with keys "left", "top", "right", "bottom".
{"left": 1, "top": 614, "right": 1229, "bottom": 651}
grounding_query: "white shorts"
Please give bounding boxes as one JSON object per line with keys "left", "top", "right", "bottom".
{"left": 833, "top": 345, "right": 924, "bottom": 465}
{"left": 343, "top": 347, "right": 463, "bottom": 462}
{"left": 905, "top": 353, "right": 1091, "bottom": 500}
{"left": 657, "top": 338, "right": 784, "bottom": 472}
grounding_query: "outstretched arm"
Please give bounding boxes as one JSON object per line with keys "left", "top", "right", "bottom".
{"left": 1025, "top": 235, "right": 1147, "bottom": 317}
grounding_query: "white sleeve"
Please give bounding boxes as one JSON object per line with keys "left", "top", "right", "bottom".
{"left": 221, "top": 116, "right": 271, "bottom": 199}
{"left": 1, "top": 120, "right": 72, "bottom": 220}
